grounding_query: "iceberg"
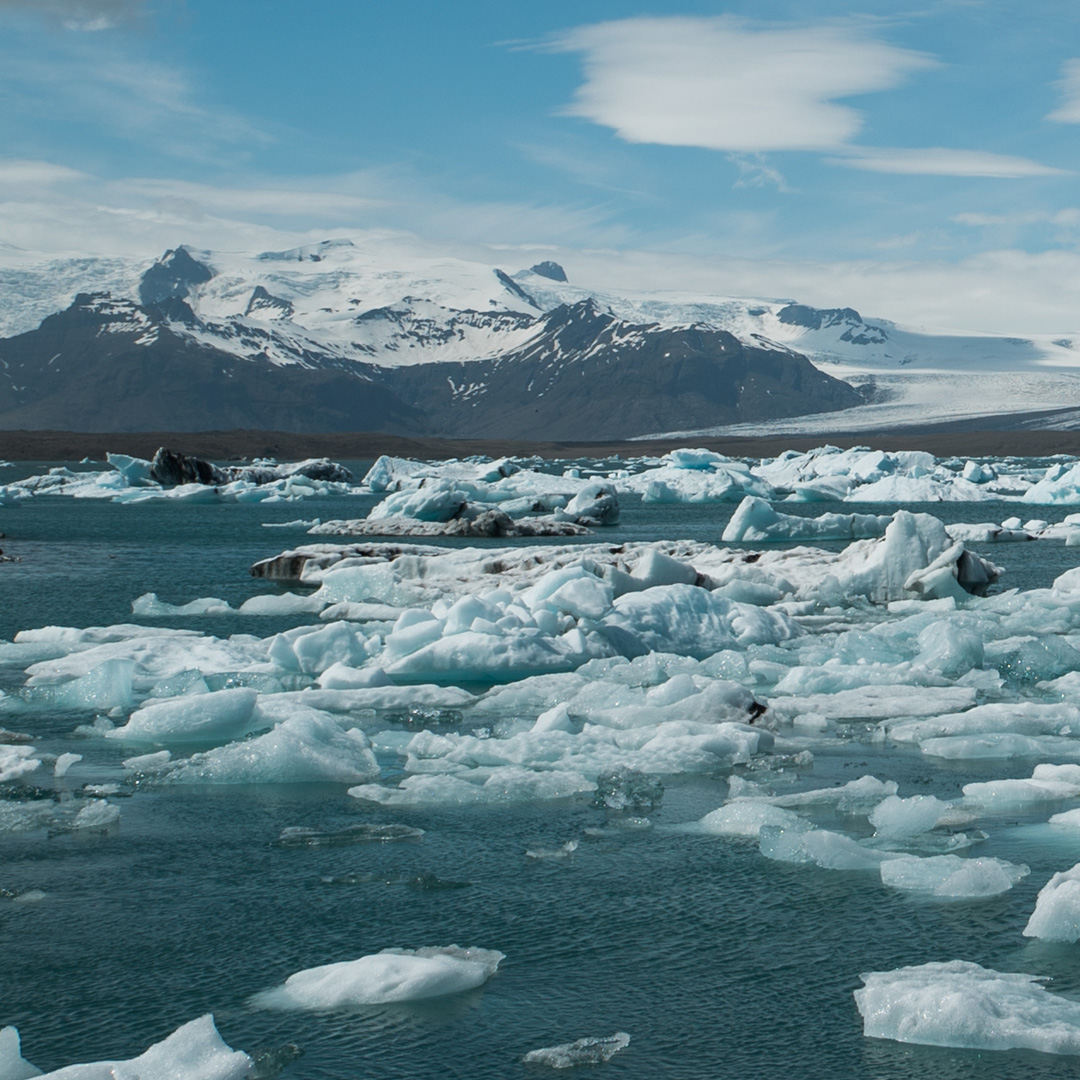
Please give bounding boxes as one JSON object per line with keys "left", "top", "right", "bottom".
{"left": 856, "top": 961, "right": 1080, "bottom": 1054}
{"left": 0, "top": 1015, "right": 250, "bottom": 1080}
{"left": 250, "top": 945, "right": 504, "bottom": 1009}
{"left": 1023, "top": 863, "right": 1080, "bottom": 942}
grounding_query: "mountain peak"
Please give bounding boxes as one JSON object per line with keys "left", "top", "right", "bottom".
{"left": 138, "top": 247, "right": 213, "bottom": 306}
{"left": 529, "top": 260, "right": 567, "bottom": 282}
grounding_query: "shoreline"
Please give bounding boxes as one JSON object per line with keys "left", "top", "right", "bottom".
{"left": 1, "top": 423, "right": 1080, "bottom": 462}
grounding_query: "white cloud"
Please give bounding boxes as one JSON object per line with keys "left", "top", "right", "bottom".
{"left": 953, "top": 208, "right": 1080, "bottom": 226}
{"left": 553, "top": 16, "right": 934, "bottom": 153}
{"left": 1048, "top": 58, "right": 1080, "bottom": 123}
{"left": 830, "top": 147, "right": 1067, "bottom": 177}
{"left": 0, "top": 0, "right": 144, "bottom": 30}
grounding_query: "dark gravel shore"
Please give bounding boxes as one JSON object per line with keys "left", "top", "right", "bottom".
{"left": 2, "top": 422, "right": 1080, "bottom": 462}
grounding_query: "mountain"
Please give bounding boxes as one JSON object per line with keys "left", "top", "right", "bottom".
{"left": 0, "top": 242, "right": 863, "bottom": 438}
{"left": 1, "top": 238, "right": 1077, "bottom": 437}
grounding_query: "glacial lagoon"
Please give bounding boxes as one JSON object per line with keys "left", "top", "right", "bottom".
{"left": 6, "top": 450, "right": 1080, "bottom": 1077}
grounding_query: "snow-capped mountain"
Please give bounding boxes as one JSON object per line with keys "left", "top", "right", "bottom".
{"left": 0, "top": 238, "right": 1078, "bottom": 437}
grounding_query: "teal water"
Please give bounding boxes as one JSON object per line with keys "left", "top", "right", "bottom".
{"left": 4, "top": 466, "right": 1080, "bottom": 1077}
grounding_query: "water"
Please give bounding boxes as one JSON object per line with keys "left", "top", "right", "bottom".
{"left": 4, "top": 464, "right": 1080, "bottom": 1077}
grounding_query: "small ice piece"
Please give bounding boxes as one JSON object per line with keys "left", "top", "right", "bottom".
{"left": 855, "top": 960, "right": 1080, "bottom": 1054}
{"left": 72, "top": 799, "right": 120, "bottom": 830}
{"left": 697, "top": 801, "right": 807, "bottom": 839}
{"left": 250, "top": 945, "right": 504, "bottom": 1009}
{"left": 880, "top": 855, "right": 1028, "bottom": 898}
{"left": 962, "top": 763, "right": 1080, "bottom": 807}
{"left": 53, "top": 753, "right": 82, "bottom": 778}
{"left": 275, "top": 823, "right": 423, "bottom": 847}
{"left": 523, "top": 1032, "right": 630, "bottom": 1068}
{"left": 592, "top": 768, "right": 663, "bottom": 812}
{"left": 869, "top": 795, "right": 949, "bottom": 839}
{"left": 525, "top": 839, "right": 579, "bottom": 859}
{"left": 1023, "top": 863, "right": 1080, "bottom": 941}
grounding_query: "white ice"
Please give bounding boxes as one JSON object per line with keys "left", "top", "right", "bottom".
{"left": 250, "top": 945, "right": 504, "bottom": 1009}
{"left": 1023, "top": 863, "right": 1080, "bottom": 941}
{"left": 856, "top": 960, "right": 1080, "bottom": 1054}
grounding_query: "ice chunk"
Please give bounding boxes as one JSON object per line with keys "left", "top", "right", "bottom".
{"left": 3, "top": 1014, "right": 251, "bottom": 1079}
{"left": 855, "top": 960, "right": 1080, "bottom": 1054}
{"left": 250, "top": 945, "right": 504, "bottom": 1009}
{"left": 0, "top": 746, "right": 40, "bottom": 783}
{"left": 131, "top": 593, "right": 233, "bottom": 616}
{"left": 0, "top": 1025, "right": 41, "bottom": 1080}
{"left": 880, "top": 855, "right": 1028, "bottom": 897}
{"left": 1023, "top": 863, "right": 1080, "bottom": 941}
{"left": 697, "top": 801, "right": 807, "bottom": 838}
{"left": 869, "top": 795, "right": 949, "bottom": 838}
{"left": 21, "top": 659, "right": 134, "bottom": 712}
{"left": 722, "top": 496, "right": 889, "bottom": 543}
{"left": 71, "top": 799, "right": 120, "bottom": 830}
{"left": 237, "top": 592, "right": 325, "bottom": 616}
{"left": 53, "top": 753, "right": 82, "bottom": 778}
{"left": 603, "top": 584, "right": 797, "bottom": 658}
{"left": 522, "top": 1032, "right": 630, "bottom": 1068}
{"left": 592, "top": 768, "right": 663, "bottom": 812}
{"left": 563, "top": 482, "right": 619, "bottom": 524}
{"left": 760, "top": 826, "right": 899, "bottom": 870}
{"left": 106, "top": 688, "right": 259, "bottom": 745}
{"left": 963, "top": 763, "right": 1080, "bottom": 807}
{"left": 276, "top": 823, "right": 423, "bottom": 847}
{"left": 157, "top": 708, "right": 378, "bottom": 785}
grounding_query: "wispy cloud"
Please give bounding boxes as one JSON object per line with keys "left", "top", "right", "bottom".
{"left": 1048, "top": 58, "right": 1080, "bottom": 123}
{"left": 1, "top": 39, "right": 270, "bottom": 163}
{"left": 0, "top": 0, "right": 145, "bottom": 31}
{"left": 552, "top": 16, "right": 933, "bottom": 153}
{"left": 830, "top": 147, "right": 1067, "bottom": 177}
{"left": 551, "top": 15, "right": 1061, "bottom": 180}
{"left": 953, "top": 208, "right": 1080, "bottom": 226}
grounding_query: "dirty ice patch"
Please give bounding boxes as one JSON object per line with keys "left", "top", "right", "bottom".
{"left": 855, "top": 961, "right": 1080, "bottom": 1054}
{"left": 250, "top": 945, "right": 504, "bottom": 1009}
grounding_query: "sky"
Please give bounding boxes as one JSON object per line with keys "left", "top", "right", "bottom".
{"left": 1, "top": 0, "right": 1080, "bottom": 333}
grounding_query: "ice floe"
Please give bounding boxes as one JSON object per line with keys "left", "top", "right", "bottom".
{"left": 0, "top": 1015, "right": 250, "bottom": 1079}
{"left": 856, "top": 961, "right": 1080, "bottom": 1054}
{"left": 250, "top": 945, "right": 504, "bottom": 1009}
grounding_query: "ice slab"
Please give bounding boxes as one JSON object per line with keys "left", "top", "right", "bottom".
{"left": 1023, "top": 863, "right": 1080, "bottom": 942}
{"left": 880, "top": 855, "right": 1028, "bottom": 897}
{"left": 0, "top": 1014, "right": 250, "bottom": 1080}
{"left": 856, "top": 960, "right": 1080, "bottom": 1054}
{"left": 250, "top": 945, "right": 504, "bottom": 1009}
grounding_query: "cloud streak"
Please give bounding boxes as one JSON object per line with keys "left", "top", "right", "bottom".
{"left": 553, "top": 16, "right": 1061, "bottom": 179}
{"left": 554, "top": 16, "right": 934, "bottom": 153}
{"left": 830, "top": 147, "right": 1068, "bottom": 178}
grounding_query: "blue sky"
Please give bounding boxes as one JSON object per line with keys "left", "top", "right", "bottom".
{"left": 1, "top": 0, "right": 1080, "bottom": 332}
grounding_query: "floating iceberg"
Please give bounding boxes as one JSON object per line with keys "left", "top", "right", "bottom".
{"left": 0, "top": 1014, "right": 250, "bottom": 1080}
{"left": 1023, "top": 863, "right": 1080, "bottom": 941}
{"left": 856, "top": 961, "right": 1080, "bottom": 1054}
{"left": 250, "top": 945, "right": 504, "bottom": 1009}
